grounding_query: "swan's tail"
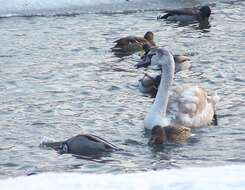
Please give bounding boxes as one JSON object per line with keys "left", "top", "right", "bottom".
{"left": 208, "top": 91, "right": 219, "bottom": 126}
{"left": 208, "top": 91, "right": 220, "bottom": 109}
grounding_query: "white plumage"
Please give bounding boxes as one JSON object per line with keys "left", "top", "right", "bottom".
{"left": 137, "top": 48, "right": 218, "bottom": 130}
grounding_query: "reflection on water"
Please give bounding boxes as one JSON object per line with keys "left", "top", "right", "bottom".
{"left": 0, "top": 0, "right": 245, "bottom": 178}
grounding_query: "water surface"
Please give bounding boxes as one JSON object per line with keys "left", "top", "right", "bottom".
{"left": 0, "top": 0, "right": 244, "bottom": 177}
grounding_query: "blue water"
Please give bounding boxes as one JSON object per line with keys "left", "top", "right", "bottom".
{"left": 0, "top": 0, "right": 244, "bottom": 177}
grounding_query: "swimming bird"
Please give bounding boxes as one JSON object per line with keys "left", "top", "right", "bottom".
{"left": 41, "top": 134, "right": 121, "bottom": 156}
{"left": 140, "top": 44, "right": 191, "bottom": 73}
{"left": 136, "top": 48, "right": 218, "bottom": 130}
{"left": 138, "top": 73, "right": 161, "bottom": 98}
{"left": 157, "top": 5, "right": 211, "bottom": 23}
{"left": 111, "top": 31, "right": 156, "bottom": 56}
{"left": 138, "top": 45, "right": 191, "bottom": 97}
{"left": 149, "top": 125, "right": 191, "bottom": 144}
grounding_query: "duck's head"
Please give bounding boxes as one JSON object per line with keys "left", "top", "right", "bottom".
{"left": 166, "top": 125, "right": 191, "bottom": 141}
{"left": 149, "top": 125, "right": 191, "bottom": 144}
{"left": 149, "top": 125, "right": 167, "bottom": 144}
{"left": 199, "top": 5, "right": 211, "bottom": 18}
{"left": 136, "top": 48, "right": 171, "bottom": 68}
{"left": 144, "top": 31, "right": 154, "bottom": 41}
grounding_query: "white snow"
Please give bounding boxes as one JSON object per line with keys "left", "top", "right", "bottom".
{"left": 1, "top": 165, "right": 245, "bottom": 190}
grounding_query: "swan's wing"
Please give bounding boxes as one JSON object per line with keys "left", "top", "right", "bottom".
{"left": 168, "top": 84, "right": 214, "bottom": 127}
{"left": 207, "top": 90, "right": 220, "bottom": 109}
{"left": 169, "top": 85, "right": 207, "bottom": 114}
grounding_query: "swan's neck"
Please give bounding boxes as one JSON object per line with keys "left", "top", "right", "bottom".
{"left": 149, "top": 54, "right": 175, "bottom": 118}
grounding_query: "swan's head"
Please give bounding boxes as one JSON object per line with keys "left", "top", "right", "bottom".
{"left": 200, "top": 5, "right": 211, "bottom": 18}
{"left": 136, "top": 48, "right": 171, "bottom": 69}
{"left": 148, "top": 125, "right": 167, "bottom": 145}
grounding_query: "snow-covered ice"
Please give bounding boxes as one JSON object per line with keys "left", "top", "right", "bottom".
{"left": 1, "top": 165, "right": 245, "bottom": 190}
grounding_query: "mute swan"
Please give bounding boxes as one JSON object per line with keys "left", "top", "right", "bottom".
{"left": 136, "top": 48, "right": 218, "bottom": 130}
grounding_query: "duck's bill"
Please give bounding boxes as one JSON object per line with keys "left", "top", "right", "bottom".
{"left": 139, "top": 49, "right": 146, "bottom": 58}
{"left": 135, "top": 55, "right": 151, "bottom": 68}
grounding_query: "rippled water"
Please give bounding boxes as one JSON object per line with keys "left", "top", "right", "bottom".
{"left": 0, "top": 0, "right": 245, "bottom": 178}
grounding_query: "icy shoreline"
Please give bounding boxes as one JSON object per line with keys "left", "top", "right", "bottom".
{"left": 0, "top": 0, "right": 139, "bottom": 17}
{"left": 1, "top": 165, "right": 245, "bottom": 190}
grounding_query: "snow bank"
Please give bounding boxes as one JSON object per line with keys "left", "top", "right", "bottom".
{"left": 0, "top": 0, "right": 135, "bottom": 17}
{"left": 1, "top": 165, "right": 245, "bottom": 190}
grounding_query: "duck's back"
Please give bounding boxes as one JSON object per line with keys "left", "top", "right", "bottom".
{"left": 114, "top": 36, "right": 138, "bottom": 44}
{"left": 160, "top": 8, "right": 199, "bottom": 22}
{"left": 65, "top": 134, "right": 119, "bottom": 155}
{"left": 165, "top": 8, "right": 198, "bottom": 16}
{"left": 112, "top": 36, "right": 156, "bottom": 52}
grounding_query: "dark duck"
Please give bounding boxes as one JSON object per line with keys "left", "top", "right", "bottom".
{"left": 41, "top": 134, "right": 121, "bottom": 157}
{"left": 111, "top": 31, "right": 156, "bottom": 57}
{"left": 157, "top": 5, "right": 211, "bottom": 24}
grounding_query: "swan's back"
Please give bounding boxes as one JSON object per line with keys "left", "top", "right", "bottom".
{"left": 168, "top": 84, "right": 216, "bottom": 127}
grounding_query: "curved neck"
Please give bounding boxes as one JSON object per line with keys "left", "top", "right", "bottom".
{"left": 149, "top": 54, "right": 175, "bottom": 118}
